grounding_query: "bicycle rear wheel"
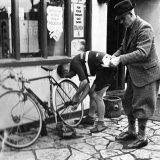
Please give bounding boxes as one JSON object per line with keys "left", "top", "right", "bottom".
{"left": 0, "top": 91, "right": 42, "bottom": 148}
{"left": 53, "top": 79, "right": 84, "bottom": 127}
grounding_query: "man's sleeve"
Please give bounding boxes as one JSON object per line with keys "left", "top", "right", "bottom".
{"left": 120, "top": 28, "right": 153, "bottom": 65}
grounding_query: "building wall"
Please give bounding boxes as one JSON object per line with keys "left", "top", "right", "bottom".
{"left": 0, "top": 2, "right": 107, "bottom": 112}
{"left": 134, "top": 0, "right": 160, "bottom": 61}
{"left": 92, "top": 1, "right": 108, "bottom": 52}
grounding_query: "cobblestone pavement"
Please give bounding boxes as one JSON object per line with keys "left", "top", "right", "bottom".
{"left": 1, "top": 115, "right": 160, "bottom": 160}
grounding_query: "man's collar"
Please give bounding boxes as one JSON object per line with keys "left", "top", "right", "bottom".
{"left": 128, "top": 15, "right": 137, "bottom": 30}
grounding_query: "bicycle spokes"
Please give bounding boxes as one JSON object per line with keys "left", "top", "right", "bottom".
{"left": 54, "top": 79, "right": 84, "bottom": 127}
{"left": 0, "top": 91, "right": 42, "bottom": 148}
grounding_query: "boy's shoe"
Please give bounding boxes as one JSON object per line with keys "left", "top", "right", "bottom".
{"left": 90, "top": 121, "right": 107, "bottom": 133}
{"left": 75, "top": 115, "right": 95, "bottom": 125}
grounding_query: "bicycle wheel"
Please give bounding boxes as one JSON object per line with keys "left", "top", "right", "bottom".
{"left": 53, "top": 79, "right": 84, "bottom": 127}
{"left": 0, "top": 91, "right": 42, "bottom": 148}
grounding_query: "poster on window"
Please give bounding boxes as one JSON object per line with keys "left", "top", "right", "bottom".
{"left": 47, "top": 6, "right": 63, "bottom": 41}
{"left": 78, "top": 0, "right": 86, "bottom": 4}
{"left": 73, "top": 4, "right": 84, "bottom": 38}
{"left": 71, "top": 0, "right": 86, "bottom": 3}
{"left": 71, "top": 39, "right": 85, "bottom": 56}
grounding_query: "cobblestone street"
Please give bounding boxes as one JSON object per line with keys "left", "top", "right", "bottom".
{"left": 1, "top": 115, "right": 160, "bottom": 160}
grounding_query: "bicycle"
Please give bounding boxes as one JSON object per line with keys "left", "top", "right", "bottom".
{"left": 0, "top": 66, "right": 84, "bottom": 148}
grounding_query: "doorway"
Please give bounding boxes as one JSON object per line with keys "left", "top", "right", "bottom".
{"left": 107, "top": 0, "right": 125, "bottom": 90}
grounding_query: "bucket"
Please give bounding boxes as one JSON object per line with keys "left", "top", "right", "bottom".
{"left": 103, "top": 95, "right": 122, "bottom": 118}
{"left": 106, "top": 90, "right": 125, "bottom": 100}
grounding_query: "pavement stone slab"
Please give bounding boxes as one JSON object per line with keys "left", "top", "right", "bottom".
{"left": 147, "top": 121, "right": 157, "bottom": 127}
{"left": 0, "top": 151, "right": 35, "bottom": 160}
{"left": 70, "top": 142, "right": 97, "bottom": 155}
{"left": 95, "top": 145, "right": 107, "bottom": 151}
{"left": 36, "top": 148, "right": 70, "bottom": 160}
{"left": 86, "top": 137, "right": 109, "bottom": 146}
{"left": 91, "top": 132, "right": 111, "bottom": 137}
{"left": 1, "top": 115, "right": 160, "bottom": 160}
{"left": 150, "top": 135, "right": 160, "bottom": 144}
{"left": 145, "top": 144, "right": 160, "bottom": 151}
{"left": 154, "top": 129, "right": 160, "bottom": 135}
{"left": 103, "top": 129, "right": 121, "bottom": 136}
{"left": 153, "top": 121, "right": 160, "bottom": 125}
{"left": 107, "top": 142, "right": 123, "bottom": 150}
{"left": 110, "top": 154, "right": 135, "bottom": 160}
{"left": 132, "top": 149, "right": 160, "bottom": 159}
{"left": 69, "top": 149, "right": 91, "bottom": 160}
{"left": 100, "top": 149, "right": 122, "bottom": 159}
{"left": 147, "top": 129, "right": 154, "bottom": 137}
{"left": 92, "top": 153, "right": 101, "bottom": 159}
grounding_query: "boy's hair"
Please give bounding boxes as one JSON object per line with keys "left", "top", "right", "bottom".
{"left": 57, "top": 64, "right": 65, "bottom": 78}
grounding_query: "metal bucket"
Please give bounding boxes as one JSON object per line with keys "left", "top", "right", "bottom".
{"left": 103, "top": 95, "right": 122, "bottom": 118}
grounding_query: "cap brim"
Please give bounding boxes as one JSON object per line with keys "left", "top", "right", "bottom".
{"left": 115, "top": 3, "right": 136, "bottom": 20}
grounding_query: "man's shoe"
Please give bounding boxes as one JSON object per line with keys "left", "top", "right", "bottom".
{"left": 75, "top": 116, "right": 94, "bottom": 125}
{"left": 127, "top": 138, "right": 148, "bottom": 149}
{"left": 115, "top": 131, "right": 137, "bottom": 141}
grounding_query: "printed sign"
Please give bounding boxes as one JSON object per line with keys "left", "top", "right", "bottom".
{"left": 71, "top": 39, "right": 85, "bottom": 56}
{"left": 73, "top": 4, "right": 84, "bottom": 37}
{"left": 71, "top": 0, "right": 86, "bottom": 3}
{"left": 78, "top": 0, "right": 86, "bottom": 4}
{"left": 71, "top": 0, "right": 79, "bottom": 3}
{"left": 47, "top": 6, "right": 63, "bottom": 41}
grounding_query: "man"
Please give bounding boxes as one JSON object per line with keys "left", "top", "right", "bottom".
{"left": 111, "top": 0, "right": 160, "bottom": 148}
{"left": 57, "top": 51, "right": 116, "bottom": 133}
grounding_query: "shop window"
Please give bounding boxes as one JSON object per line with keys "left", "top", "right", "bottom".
{"left": 0, "top": 1, "right": 12, "bottom": 59}
{"left": 47, "top": 0, "right": 65, "bottom": 56}
{"left": 19, "top": 0, "right": 41, "bottom": 58}
{"left": 0, "top": 0, "right": 69, "bottom": 60}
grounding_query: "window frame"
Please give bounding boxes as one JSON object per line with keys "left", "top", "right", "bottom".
{"left": 0, "top": 0, "right": 72, "bottom": 67}
{"left": 0, "top": 0, "right": 92, "bottom": 68}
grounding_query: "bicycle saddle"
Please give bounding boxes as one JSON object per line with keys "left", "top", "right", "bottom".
{"left": 41, "top": 65, "right": 57, "bottom": 72}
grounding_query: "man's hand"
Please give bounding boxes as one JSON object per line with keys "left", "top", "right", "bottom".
{"left": 111, "top": 55, "right": 116, "bottom": 58}
{"left": 110, "top": 56, "right": 121, "bottom": 67}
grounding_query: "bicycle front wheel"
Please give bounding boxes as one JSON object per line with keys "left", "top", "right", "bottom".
{"left": 53, "top": 79, "right": 84, "bottom": 127}
{"left": 0, "top": 91, "right": 42, "bottom": 148}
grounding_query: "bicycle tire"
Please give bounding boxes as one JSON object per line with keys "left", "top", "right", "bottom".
{"left": 53, "top": 79, "right": 84, "bottom": 127}
{"left": 0, "top": 90, "right": 42, "bottom": 148}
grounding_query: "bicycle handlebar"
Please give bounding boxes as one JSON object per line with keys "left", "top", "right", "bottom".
{"left": 0, "top": 71, "right": 30, "bottom": 90}
{"left": 8, "top": 72, "right": 30, "bottom": 83}
{"left": 0, "top": 65, "right": 58, "bottom": 90}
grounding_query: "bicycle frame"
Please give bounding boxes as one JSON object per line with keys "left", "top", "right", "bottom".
{"left": 20, "top": 70, "right": 73, "bottom": 124}
{"left": 0, "top": 67, "right": 84, "bottom": 149}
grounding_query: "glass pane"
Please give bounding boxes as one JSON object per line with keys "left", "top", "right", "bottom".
{"left": 47, "top": 0, "right": 65, "bottom": 56}
{"left": 19, "top": 0, "right": 40, "bottom": 58}
{"left": 0, "top": 0, "right": 12, "bottom": 59}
